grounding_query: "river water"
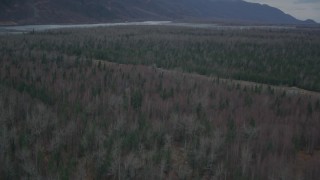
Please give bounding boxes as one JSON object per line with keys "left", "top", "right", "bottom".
{"left": 0, "top": 21, "right": 295, "bottom": 35}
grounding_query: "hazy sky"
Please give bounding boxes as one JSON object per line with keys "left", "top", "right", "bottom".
{"left": 245, "top": 0, "right": 320, "bottom": 22}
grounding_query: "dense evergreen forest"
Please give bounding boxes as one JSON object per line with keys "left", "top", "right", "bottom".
{"left": 0, "top": 26, "right": 320, "bottom": 179}
{"left": 2, "top": 26, "right": 320, "bottom": 91}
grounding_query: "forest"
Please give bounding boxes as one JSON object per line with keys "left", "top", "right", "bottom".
{"left": 6, "top": 26, "right": 320, "bottom": 91}
{"left": 0, "top": 26, "right": 320, "bottom": 179}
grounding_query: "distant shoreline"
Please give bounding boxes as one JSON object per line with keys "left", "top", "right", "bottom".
{"left": 0, "top": 21, "right": 300, "bottom": 35}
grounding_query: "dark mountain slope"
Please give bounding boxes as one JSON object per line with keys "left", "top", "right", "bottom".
{"left": 0, "top": 0, "right": 315, "bottom": 25}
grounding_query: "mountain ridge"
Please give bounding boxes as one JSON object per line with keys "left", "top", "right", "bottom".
{"left": 0, "top": 0, "right": 316, "bottom": 25}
